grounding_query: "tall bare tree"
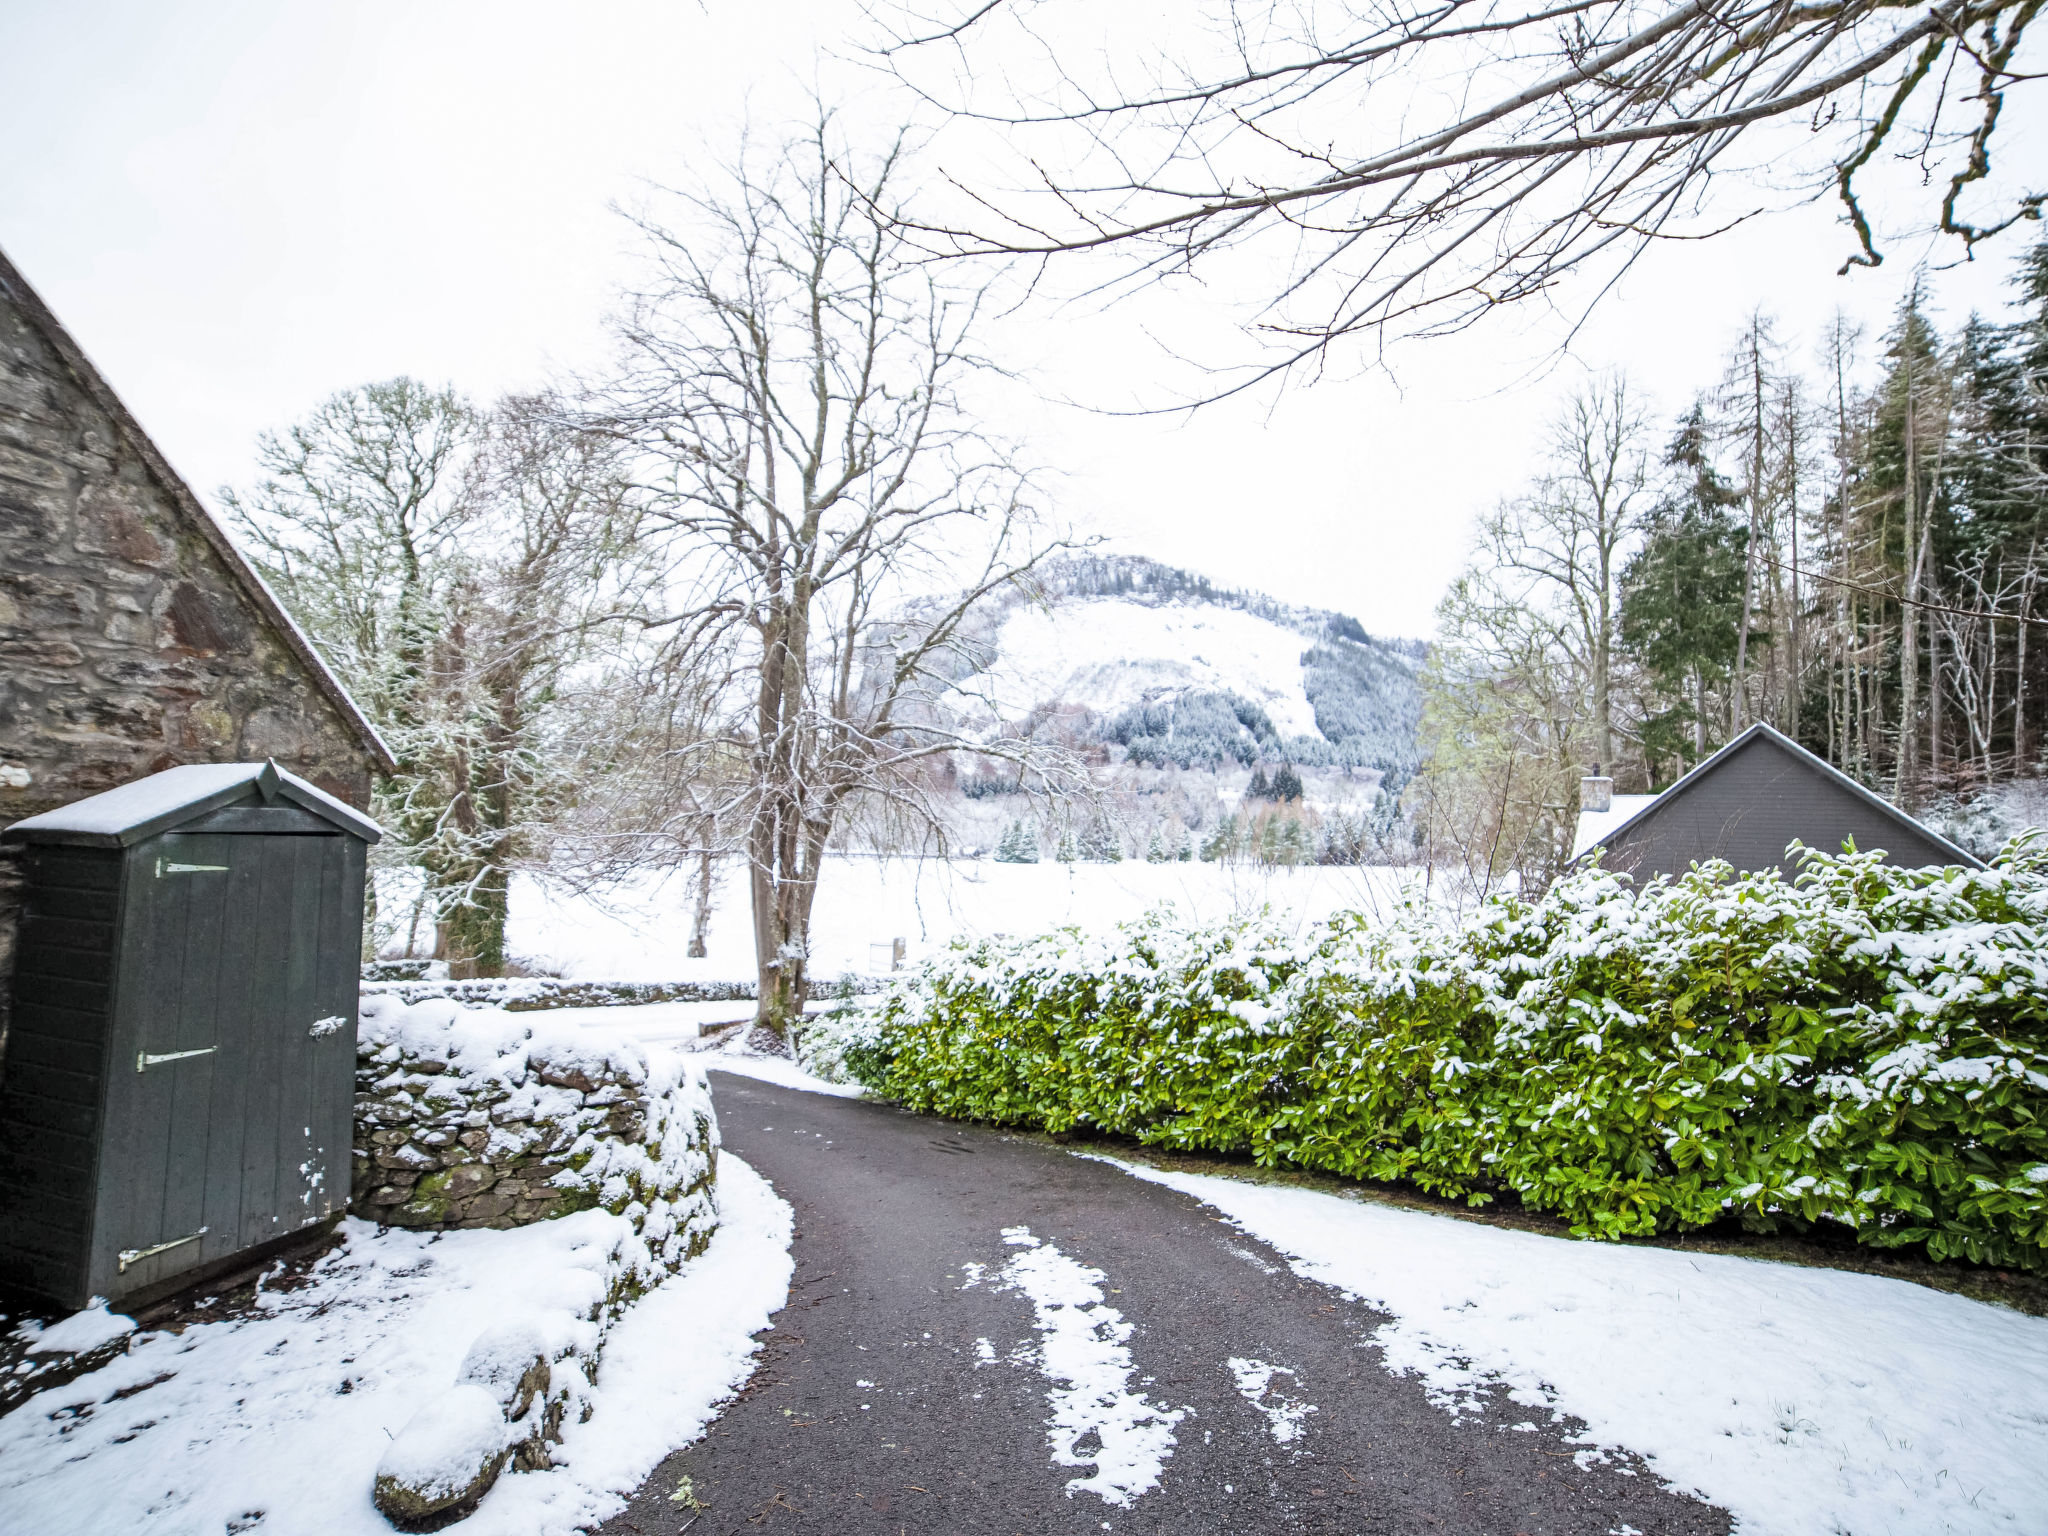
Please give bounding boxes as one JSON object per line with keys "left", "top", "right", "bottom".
{"left": 591, "top": 111, "right": 1075, "bottom": 1035}
{"left": 1415, "top": 375, "right": 1652, "bottom": 887}
{"left": 883, "top": 0, "right": 2043, "bottom": 379}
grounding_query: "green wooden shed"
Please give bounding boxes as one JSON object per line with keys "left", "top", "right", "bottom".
{"left": 0, "top": 761, "right": 380, "bottom": 1310}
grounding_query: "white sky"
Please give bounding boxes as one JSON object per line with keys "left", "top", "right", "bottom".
{"left": 3, "top": 0, "right": 2041, "bottom": 639}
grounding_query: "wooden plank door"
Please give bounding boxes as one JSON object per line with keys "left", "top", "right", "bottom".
{"left": 103, "top": 830, "right": 238, "bottom": 1296}
{"left": 237, "top": 832, "right": 354, "bottom": 1248}
{"left": 99, "top": 831, "right": 352, "bottom": 1299}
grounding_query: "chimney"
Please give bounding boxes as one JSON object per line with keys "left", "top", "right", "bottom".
{"left": 1581, "top": 774, "right": 1613, "bottom": 813}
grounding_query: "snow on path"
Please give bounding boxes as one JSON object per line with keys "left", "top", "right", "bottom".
{"left": 977, "top": 1225, "right": 1189, "bottom": 1507}
{"left": 1103, "top": 1158, "right": 2048, "bottom": 1536}
{"left": 693, "top": 1049, "right": 870, "bottom": 1099}
{"left": 1226, "top": 1357, "right": 1316, "bottom": 1449}
{"left": 0, "top": 1159, "right": 794, "bottom": 1536}
{"left": 562, "top": 1003, "right": 871, "bottom": 1099}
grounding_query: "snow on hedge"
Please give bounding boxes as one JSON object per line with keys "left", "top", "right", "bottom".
{"left": 815, "top": 839, "right": 2048, "bottom": 1268}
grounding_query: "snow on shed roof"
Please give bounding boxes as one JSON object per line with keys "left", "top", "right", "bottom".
{"left": 2, "top": 761, "right": 382, "bottom": 846}
{"left": 1572, "top": 793, "right": 1660, "bottom": 859}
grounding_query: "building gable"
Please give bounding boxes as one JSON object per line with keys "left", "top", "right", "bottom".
{"left": 0, "top": 246, "right": 390, "bottom": 826}
{"left": 1579, "top": 724, "right": 1981, "bottom": 880}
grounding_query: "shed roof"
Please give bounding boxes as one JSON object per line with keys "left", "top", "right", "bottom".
{"left": 1573, "top": 723, "right": 1982, "bottom": 876}
{"left": 0, "top": 245, "right": 396, "bottom": 775}
{"left": 2, "top": 761, "right": 383, "bottom": 847}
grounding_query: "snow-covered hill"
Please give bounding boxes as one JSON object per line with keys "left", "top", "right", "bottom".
{"left": 958, "top": 598, "right": 1323, "bottom": 737}
{"left": 950, "top": 555, "right": 1423, "bottom": 774}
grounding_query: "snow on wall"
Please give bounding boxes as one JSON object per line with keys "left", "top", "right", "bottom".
{"left": 353, "top": 997, "right": 719, "bottom": 1279}
{"left": 956, "top": 599, "right": 1322, "bottom": 737}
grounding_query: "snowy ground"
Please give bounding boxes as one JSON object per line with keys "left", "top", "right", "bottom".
{"left": 0, "top": 1152, "right": 794, "bottom": 1536}
{"left": 496, "top": 855, "right": 1417, "bottom": 982}
{"left": 1104, "top": 1157, "right": 2048, "bottom": 1536}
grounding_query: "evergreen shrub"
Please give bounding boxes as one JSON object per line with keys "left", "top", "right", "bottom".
{"left": 815, "top": 841, "right": 2048, "bottom": 1267}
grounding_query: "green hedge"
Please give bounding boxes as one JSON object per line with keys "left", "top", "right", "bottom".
{"left": 809, "top": 842, "right": 2048, "bottom": 1267}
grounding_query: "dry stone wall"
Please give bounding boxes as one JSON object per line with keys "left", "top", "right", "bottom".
{"left": 352, "top": 996, "right": 718, "bottom": 1250}
{"left": 351, "top": 997, "right": 722, "bottom": 1526}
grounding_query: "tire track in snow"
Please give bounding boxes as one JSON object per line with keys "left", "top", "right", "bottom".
{"left": 988, "top": 1225, "right": 1189, "bottom": 1507}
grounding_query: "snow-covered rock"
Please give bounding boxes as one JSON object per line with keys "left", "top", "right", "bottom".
{"left": 374, "top": 1383, "right": 516, "bottom": 1525}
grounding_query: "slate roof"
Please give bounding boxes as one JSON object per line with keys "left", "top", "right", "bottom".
{"left": 1573, "top": 722, "right": 1983, "bottom": 878}
{"left": 0, "top": 245, "right": 396, "bottom": 774}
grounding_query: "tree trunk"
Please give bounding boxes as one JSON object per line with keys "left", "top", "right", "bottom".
{"left": 440, "top": 864, "right": 510, "bottom": 979}
{"left": 1929, "top": 625, "right": 1942, "bottom": 784}
{"left": 1896, "top": 400, "right": 1921, "bottom": 801}
{"left": 688, "top": 848, "right": 715, "bottom": 959}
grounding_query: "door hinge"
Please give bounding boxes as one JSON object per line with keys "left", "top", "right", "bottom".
{"left": 136, "top": 1046, "right": 217, "bottom": 1072}
{"left": 156, "top": 858, "right": 229, "bottom": 876}
{"left": 118, "top": 1228, "right": 207, "bottom": 1273}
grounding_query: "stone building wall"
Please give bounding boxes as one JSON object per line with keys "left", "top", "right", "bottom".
{"left": 0, "top": 251, "right": 384, "bottom": 1040}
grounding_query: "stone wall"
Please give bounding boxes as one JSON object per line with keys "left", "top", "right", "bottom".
{"left": 0, "top": 252, "right": 382, "bottom": 1044}
{"left": 351, "top": 994, "right": 718, "bottom": 1256}
{"left": 350, "top": 996, "right": 722, "bottom": 1526}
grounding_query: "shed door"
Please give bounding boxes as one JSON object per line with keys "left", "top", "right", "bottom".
{"left": 104, "top": 829, "right": 356, "bottom": 1296}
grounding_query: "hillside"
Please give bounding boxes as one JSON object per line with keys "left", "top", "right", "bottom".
{"left": 951, "top": 555, "right": 1423, "bottom": 777}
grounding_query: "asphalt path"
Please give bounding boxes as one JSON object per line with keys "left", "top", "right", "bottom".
{"left": 599, "top": 1072, "right": 1729, "bottom": 1536}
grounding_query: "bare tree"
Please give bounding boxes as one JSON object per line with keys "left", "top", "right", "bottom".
{"left": 590, "top": 111, "right": 1077, "bottom": 1036}
{"left": 1462, "top": 375, "right": 1651, "bottom": 769}
{"left": 882, "top": 0, "right": 2043, "bottom": 380}
{"left": 1415, "top": 375, "right": 1652, "bottom": 888}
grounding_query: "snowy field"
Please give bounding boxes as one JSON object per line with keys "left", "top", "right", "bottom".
{"left": 499, "top": 855, "right": 1418, "bottom": 982}
{"left": 0, "top": 1143, "right": 794, "bottom": 1536}
{"left": 1109, "top": 1157, "right": 2048, "bottom": 1536}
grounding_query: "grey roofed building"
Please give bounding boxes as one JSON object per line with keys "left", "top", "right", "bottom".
{"left": 1572, "top": 722, "right": 1984, "bottom": 880}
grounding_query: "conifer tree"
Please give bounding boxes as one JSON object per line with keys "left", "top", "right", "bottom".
{"left": 1200, "top": 814, "right": 1237, "bottom": 862}
{"left": 1618, "top": 405, "right": 1750, "bottom": 775}
{"left": 995, "top": 818, "right": 1040, "bottom": 863}
{"left": 1080, "top": 819, "right": 1124, "bottom": 862}
{"left": 1145, "top": 827, "right": 1170, "bottom": 862}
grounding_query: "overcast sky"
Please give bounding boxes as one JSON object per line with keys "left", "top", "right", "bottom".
{"left": 3, "top": 0, "right": 2042, "bottom": 639}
